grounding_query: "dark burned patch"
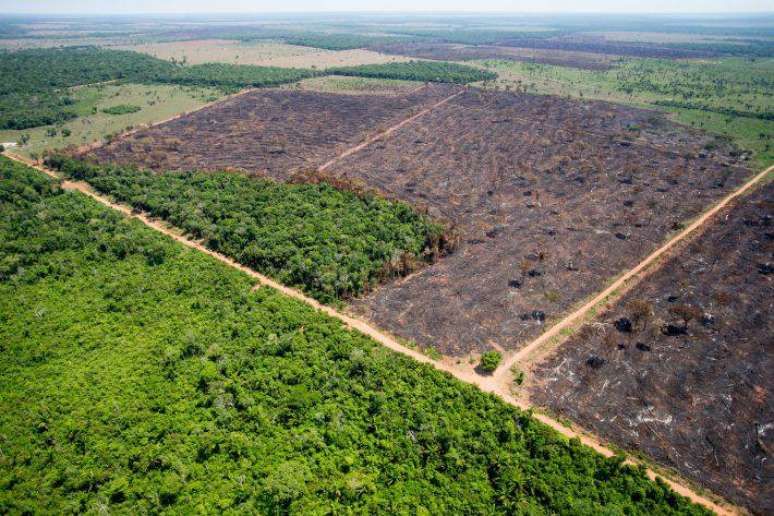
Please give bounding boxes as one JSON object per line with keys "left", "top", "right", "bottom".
{"left": 530, "top": 183, "right": 774, "bottom": 514}
{"left": 86, "top": 84, "right": 460, "bottom": 180}
{"left": 337, "top": 89, "right": 748, "bottom": 356}
{"left": 367, "top": 42, "right": 618, "bottom": 71}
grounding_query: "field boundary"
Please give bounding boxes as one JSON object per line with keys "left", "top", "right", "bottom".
{"left": 317, "top": 88, "right": 465, "bottom": 172}
{"left": 5, "top": 151, "right": 743, "bottom": 515}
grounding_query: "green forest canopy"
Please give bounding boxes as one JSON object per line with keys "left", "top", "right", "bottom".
{"left": 0, "top": 156, "right": 708, "bottom": 514}
{"left": 47, "top": 156, "right": 450, "bottom": 304}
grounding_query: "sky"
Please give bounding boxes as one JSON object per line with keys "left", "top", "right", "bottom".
{"left": 2, "top": 0, "right": 771, "bottom": 14}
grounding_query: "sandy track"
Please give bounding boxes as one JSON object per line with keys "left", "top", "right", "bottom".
{"left": 492, "top": 163, "right": 774, "bottom": 385}
{"left": 317, "top": 88, "right": 465, "bottom": 172}
{"left": 5, "top": 152, "right": 743, "bottom": 515}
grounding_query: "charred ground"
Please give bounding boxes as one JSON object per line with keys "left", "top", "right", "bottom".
{"left": 86, "top": 84, "right": 459, "bottom": 180}
{"left": 529, "top": 181, "right": 774, "bottom": 514}
{"left": 324, "top": 89, "right": 750, "bottom": 355}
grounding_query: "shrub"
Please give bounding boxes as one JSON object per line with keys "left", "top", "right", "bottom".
{"left": 479, "top": 351, "right": 502, "bottom": 373}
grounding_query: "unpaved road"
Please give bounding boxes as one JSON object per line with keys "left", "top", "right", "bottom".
{"left": 5, "top": 152, "right": 747, "bottom": 515}
{"left": 492, "top": 163, "right": 774, "bottom": 386}
{"left": 317, "top": 89, "right": 465, "bottom": 172}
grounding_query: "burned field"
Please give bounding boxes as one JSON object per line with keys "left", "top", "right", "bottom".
{"left": 529, "top": 182, "right": 774, "bottom": 514}
{"left": 325, "top": 89, "right": 751, "bottom": 356}
{"left": 87, "top": 84, "right": 458, "bottom": 179}
{"left": 369, "top": 42, "right": 617, "bottom": 71}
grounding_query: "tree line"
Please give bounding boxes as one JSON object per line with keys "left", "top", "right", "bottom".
{"left": 46, "top": 155, "right": 450, "bottom": 304}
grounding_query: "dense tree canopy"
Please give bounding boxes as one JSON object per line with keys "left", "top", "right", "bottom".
{"left": 331, "top": 60, "right": 497, "bottom": 84}
{"left": 0, "top": 156, "right": 709, "bottom": 514}
{"left": 47, "top": 156, "right": 449, "bottom": 303}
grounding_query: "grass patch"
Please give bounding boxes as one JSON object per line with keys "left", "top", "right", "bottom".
{"left": 0, "top": 83, "right": 219, "bottom": 159}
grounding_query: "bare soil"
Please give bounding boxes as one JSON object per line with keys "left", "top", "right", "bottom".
{"left": 529, "top": 181, "right": 774, "bottom": 514}
{"left": 323, "top": 89, "right": 751, "bottom": 356}
{"left": 369, "top": 41, "right": 618, "bottom": 70}
{"left": 86, "top": 84, "right": 460, "bottom": 180}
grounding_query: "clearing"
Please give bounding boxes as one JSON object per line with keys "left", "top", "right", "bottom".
{"left": 85, "top": 84, "right": 460, "bottom": 179}
{"left": 116, "top": 39, "right": 414, "bottom": 68}
{"left": 322, "top": 89, "right": 751, "bottom": 356}
{"left": 529, "top": 180, "right": 774, "bottom": 514}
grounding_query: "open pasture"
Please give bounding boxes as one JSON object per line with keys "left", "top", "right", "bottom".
{"left": 117, "top": 39, "right": 413, "bottom": 69}
{"left": 324, "top": 89, "right": 751, "bottom": 356}
{"left": 0, "top": 83, "right": 219, "bottom": 159}
{"left": 87, "top": 84, "right": 460, "bottom": 179}
{"left": 530, "top": 181, "right": 774, "bottom": 514}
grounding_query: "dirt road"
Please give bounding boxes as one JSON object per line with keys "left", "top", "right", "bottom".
{"left": 6, "top": 151, "right": 745, "bottom": 515}
{"left": 317, "top": 88, "right": 465, "bottom": 172}
{"left": 492, "top": 163, "right": 774, "bottom": 386}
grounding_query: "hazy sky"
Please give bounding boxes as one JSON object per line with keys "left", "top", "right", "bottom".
{"left": 1, "top": 0, "right": 771, "bottom": 14}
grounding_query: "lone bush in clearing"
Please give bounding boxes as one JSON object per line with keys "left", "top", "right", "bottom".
{"left": 479, "top": 351, "right": 502, "bottom": 373}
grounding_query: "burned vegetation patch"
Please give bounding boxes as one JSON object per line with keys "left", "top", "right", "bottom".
{"left": 325, "top": 89, "right": 750, "bottom": 356}
{"left": 369, "top": 41, "right": 617, "bottom": 71}
{"left": 530, "top": 183, "right": 774, "bottom": 514}
{"left": 86, "top": 84, "right": 460, "bottom": 179}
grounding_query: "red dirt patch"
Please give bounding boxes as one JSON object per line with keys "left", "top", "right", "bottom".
{"left": 529, "top": 182, "right": 774, "bottom": 514}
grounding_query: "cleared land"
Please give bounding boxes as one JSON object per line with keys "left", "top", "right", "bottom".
{"left": 86, "top": 84, "right": 460, "bottom": 179}
{"left": 529, "top": 180, "right": 774, "bottom": 514}
{"left": 323, "top": 89, "right": 751, "bottom": 356}
{"left": 369, "top": 41, "right": 618, "bottom": 70}
{"left": 0, "top": 83, "right": 219, "bottom": 159}
{"left": 117, "top": 39, "right": 413, "bottom": 68}
{"left": 478, "top": 58, "right": 774, "bottom": 167}
{"left": 0, "top": 156, "right": 709, "bottom": 515}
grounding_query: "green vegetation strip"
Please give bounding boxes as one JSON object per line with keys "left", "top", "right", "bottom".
{"left": 0, "top": 155, "right": 708, "bottom": 513}
{"left": 47, "top": 157, "right": 449, "bottom": 304}
{"left": 147, "top": 63, "right": 320, "bottom": 92}
{"left": 331, "top": 60, "right": 497, "bottom": 84}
